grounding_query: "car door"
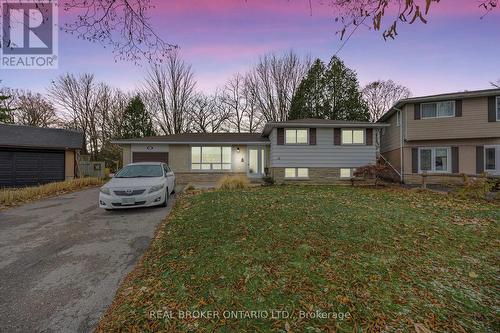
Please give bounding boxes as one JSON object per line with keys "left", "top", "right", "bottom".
{"left": 162, "top": 164, "right": 175, "bottom": 193}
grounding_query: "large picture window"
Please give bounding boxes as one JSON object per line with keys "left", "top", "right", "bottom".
{"left": 341, "top": 129, "right": 364, "bottom": 144}
{"left": 285, "top": 129, "right": 308, "bottom": 144}
{"left": 191, "top": 146, "right": 232, "bottom": 170}
{"left": 421, "top": 101, "right": 455, "bottom": 118}
{"left": 419, "top": 147, "right": 450, "bottom": 173}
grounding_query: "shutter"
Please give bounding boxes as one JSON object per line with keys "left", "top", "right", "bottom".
{"left": 277, "top": 128, "right": 284, "bottom": 145}
{"left": 455, "top": 100, "right": 462, "bottom": 117}
{"left": 451, "top": 147, "right": 459, "bottom": 174}
{"left": 488, "top": 96, "right": 497, "bottom": 122}
{"left": 414, "top": 103, "right": 421, "bottom": 120}
{"left": 476, "top": 146, "right": 484, "bottom": 174}
{"left": 334, "top": 128, "right": 341, "bottom": 145}
{"left": 412, "top": 148, "right": 419, "bottom": 173}
{"left": 366, "top": 128, "right": 373, "bottom": 145}
{"left": 309, "top": 128, "right": 316, "bottom": 145}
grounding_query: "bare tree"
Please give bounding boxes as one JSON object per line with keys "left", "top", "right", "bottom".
{"left": 15, "top": 92, "right": 59, "bottom": 127}
{"left": 245, "top": 50, "right": 310, "bottom": 122}
{"left": 48, "top": 73, "right": 108, "bottom": 158}
{"left": 322, "top": 0, "right": 497, "bottom": 42}
{"left": 221, "top": 74, "right": 248, "bottom": 133}
{"left": 143, "top": 50, "right": 196, "bottom": 135}
{"left": 362, "top": 80, "right": 411, "bottom": 122}
{"left": 188, "top": 93, "right": 230, "bottom": 133}
{"left": 243, "top": 75, "right": 263, "bottom": 133}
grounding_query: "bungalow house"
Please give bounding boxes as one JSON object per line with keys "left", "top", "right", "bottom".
{"left": 113, "top": 119, "right": 389, "bottom": 184}
{"left": 0, "top": 124, "right": 84, "bottom": 187}
{"left": 378, "top": 88, "right": 500, "bottom": 184}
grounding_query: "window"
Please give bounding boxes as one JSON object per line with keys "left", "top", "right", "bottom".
{"left": 284, "top": 168, "right": 309, "bottom": 178}
{"left": 285, "top": 129, "right": 308, "bottom": 144}
{"left": 340, "top": 168, "right": 354, "bottom": 178}
{"left": 191, "top": 146, "right": 232, "bottom": 170}
{"left": 496, "top": 96, "right": 500, "bottom": 121}
{"left": 419, "top": 147, "right": 450, "bottom": 173}
{"left": 396, "top": 111, "right": 401, "bottom": 126}
{"left": 485, "top": 148, "right": 496, "bottom": 171}
{"left": 115, "top": 165, "right": 164, "bottom": 178}
{"left": 421, "top": 101, "right": 455, "bottom": 118}
{"left": 341, "top": 129, "right": 365, "bottom": 144}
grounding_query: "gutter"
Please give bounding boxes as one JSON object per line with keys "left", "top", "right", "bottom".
{"left": 111, "top": 141, "right": 271, "bottom": 145}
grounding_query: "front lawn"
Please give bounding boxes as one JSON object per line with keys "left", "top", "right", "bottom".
{"left": 98, "top": 186, "right": 499, "bottom": 332}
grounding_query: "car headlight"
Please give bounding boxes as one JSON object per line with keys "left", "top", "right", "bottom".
{"left": 100, "top": 187, "right": 111, "bottom": 195}
{"left": 149, "top": 184, "right": 164, "bottom": 193}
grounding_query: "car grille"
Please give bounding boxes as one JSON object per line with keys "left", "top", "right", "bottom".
{"left": 113, "top": 189, "right": 146, "bottom": 196}
{"left": 112, "top": 201, "right": 147, "bottom": 207}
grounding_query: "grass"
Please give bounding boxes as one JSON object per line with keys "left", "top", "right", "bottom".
{"left": 97, "top": 186, "right": 499, "bottom": 333}
{"left": 0, "top": 177, "right": 105, "bottom": 210}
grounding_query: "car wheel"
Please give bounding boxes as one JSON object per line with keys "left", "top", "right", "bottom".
{"left": 160, "top": 188, "right": 168, "bottom": 207}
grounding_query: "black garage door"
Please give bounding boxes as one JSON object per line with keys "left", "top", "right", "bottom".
{"left": 132, "top": 152, "right": 169, "bottom": 164}
{"left": 0, "top": 148, "right": 65, "bottom": 188}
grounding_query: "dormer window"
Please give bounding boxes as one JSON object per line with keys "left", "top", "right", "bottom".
{"left": 421, "top": 101, "right": 455, "bottom": 119}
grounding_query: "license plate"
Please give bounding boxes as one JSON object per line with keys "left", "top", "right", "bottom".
{"left": 121, "top": 197, "right": 135, "bottom": 205}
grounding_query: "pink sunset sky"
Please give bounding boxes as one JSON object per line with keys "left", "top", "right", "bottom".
{"left": 1, "top": 0, "right": 499, "bottom": 96}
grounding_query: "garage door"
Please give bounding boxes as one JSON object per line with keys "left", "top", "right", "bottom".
{"left": 0, "top": 149, "right": 65, "bottom": 188}
{"left": 132, "top": 152, "right": 169, "bottom": 164}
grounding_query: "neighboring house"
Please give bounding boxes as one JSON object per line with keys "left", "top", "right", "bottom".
{"left": 113, "top": 119, "right": 388, "bottom": 184}
{"left": 378, "top": 88, "right": 500, "bottom": 184}
{"left": 0, "top": 124, "right": 83, "bottom": 187}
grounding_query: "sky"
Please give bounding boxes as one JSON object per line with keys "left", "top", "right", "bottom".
{"left": 1, "top": 0, "right": 499, "bottom": 97}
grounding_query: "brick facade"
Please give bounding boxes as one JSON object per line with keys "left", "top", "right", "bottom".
{"left": 270, "top": 167, "right": 352, "bottom": 185}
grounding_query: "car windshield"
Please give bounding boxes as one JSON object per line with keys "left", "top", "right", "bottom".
{"left": 115, "top": 165, "right": 163, "bottom": 178}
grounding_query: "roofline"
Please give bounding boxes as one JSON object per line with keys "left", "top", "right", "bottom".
{"left": 378, "top": 88, "right": 500, "bottom": 122}
{"left": 262, "top": 122, "right": 389, "bottom": 136}
{"left": 0, "top": 144, "right": 82, "bottom": 150}
{"left": 111, "top": 140, "right": 271, "bottom": 145}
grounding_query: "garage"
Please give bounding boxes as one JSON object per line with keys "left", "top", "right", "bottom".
{"left": 0, "top": 124, "right": 83, "bottom": 188}
{"left": 0, "top": 149, "right": 65, "bottom": 187}
{"left": 132, "top": 152, "right": 169, "bottom": 164}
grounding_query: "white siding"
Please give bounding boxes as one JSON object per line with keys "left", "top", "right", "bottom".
{"left": 270, "top": 128, "right": 376, "bottom": 168}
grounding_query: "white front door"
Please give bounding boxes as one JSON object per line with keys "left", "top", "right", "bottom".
{"left": 247, "top": 147, "right": 266, "bottom": 177}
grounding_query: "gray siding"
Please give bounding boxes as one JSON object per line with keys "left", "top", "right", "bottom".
{"left": 269, "top": 128, "right": 377, "bottom": 168}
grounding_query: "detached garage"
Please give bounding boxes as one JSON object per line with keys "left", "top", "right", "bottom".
{"left": 0, "top": 124, "right": 83, "bottom": 188}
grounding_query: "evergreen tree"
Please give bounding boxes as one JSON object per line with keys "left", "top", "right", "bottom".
{"left": 0, "top": 95, "right": 14, "bottom": 124}
{"left": 121, "top": 95, "right": 156, "bottom": 139}
{"left": 289, "top": 56, "right": 369, "bottom": 121}
{"left": 323, "top": 56, "right": 369, "bottom": 121}
{"left": 289, "top": 59, "right": 328, "bottom": 120}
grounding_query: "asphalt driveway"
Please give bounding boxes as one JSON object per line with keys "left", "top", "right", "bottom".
{"left": 0, "top": 187, "right": 174, "bottom": 333}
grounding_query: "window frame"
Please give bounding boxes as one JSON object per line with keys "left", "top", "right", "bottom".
{"left": 496, "top": 96, "right": 500, "bottom": 122}
{"left": 339, "top": 168, "right": 354, "bottom": 179}
{"left": 341, "top": 129, "right": 365, "bottom": 145}
{"left": 484, "top": 145, "right": 499, "bottom": 172}
{"left": 284, "top": 128, "right": 309, "bottom": 145}
{"left": 420, "top": 101, "right": 456, "bottom": 119}
{"left": 284, "top": 167, "right": 309, "bottom": 179}
{"left": 418, "top": 147, "right": 451, "bottom": 174}
{"left": 190, "top": 146, "right": 232, "bottom": 171}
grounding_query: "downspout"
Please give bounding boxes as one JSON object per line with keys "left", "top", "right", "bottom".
{"left": 392, "top": 106, "right": 404, "bottom": 183}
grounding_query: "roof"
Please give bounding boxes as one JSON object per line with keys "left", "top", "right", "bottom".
{"left": 112, "top": 132, "right": 270, "bottom": 145}
{"left": 0, "top": 124, "right": 84, "bottom": 150}
{"left": 262, "top": 118, "right": 388, "bottom": 136}
{"left": 378, "top": 88, "right": 500, "bottom": 122}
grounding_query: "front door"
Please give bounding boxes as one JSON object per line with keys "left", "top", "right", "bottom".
{"left": 247, "top": 147, "right": 266, "bottom": 177}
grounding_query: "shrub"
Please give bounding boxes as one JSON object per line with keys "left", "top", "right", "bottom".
{"left": 0, "top": 177, "right": 104, "bottom": 209}
{"left": 452, "top": 175, "right": 496, "bottom": 200}
{"left": 262, "top": 176, "right": 275, "bottom": 186}
{"left": 217, "top": 175, "right": 250, "bottom": 190}
{"left": 353, "top": 163, "right": 395, "bottom": 186}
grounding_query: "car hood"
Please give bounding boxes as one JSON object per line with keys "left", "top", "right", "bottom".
{"left": 104, "top": 177, "right": 164, "bottom": 189}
